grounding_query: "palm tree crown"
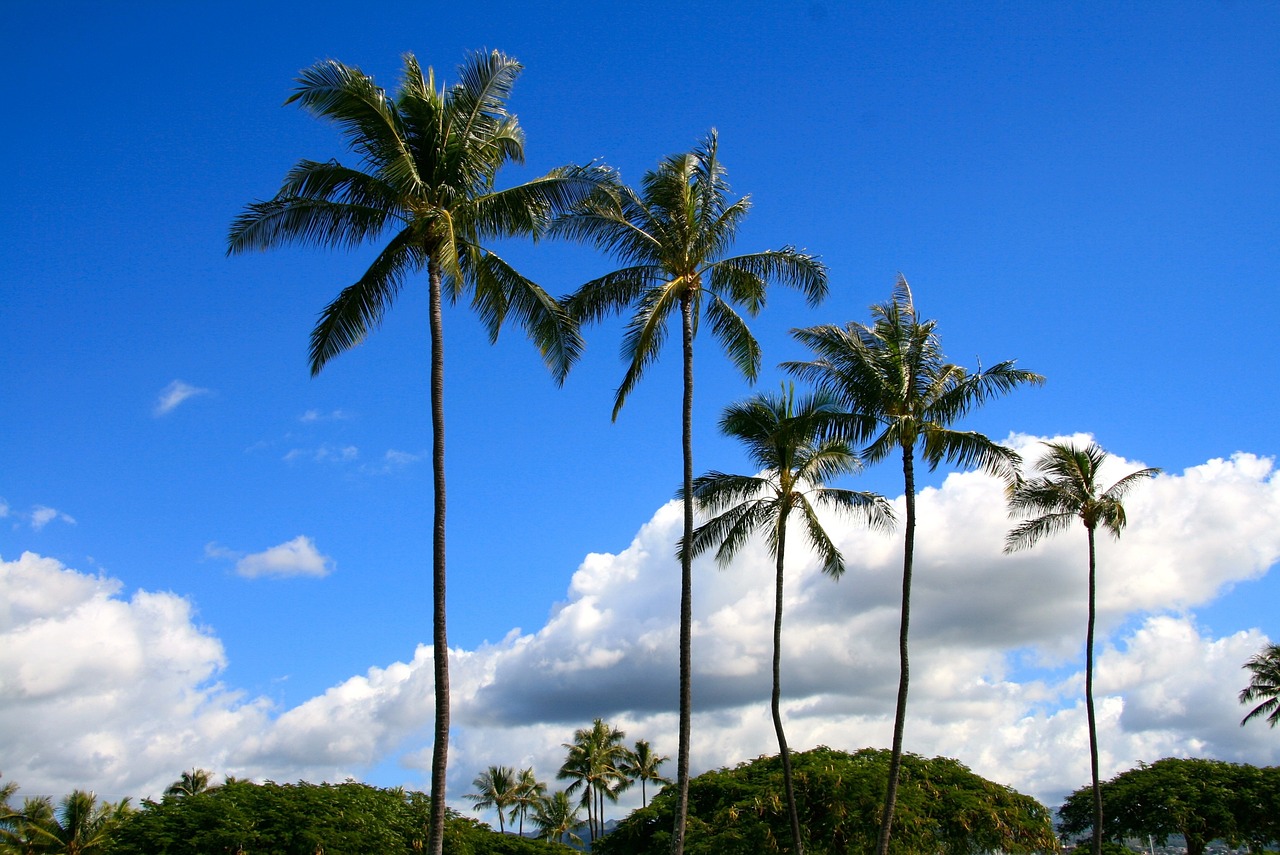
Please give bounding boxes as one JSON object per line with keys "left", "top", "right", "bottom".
{"left": 465, "top": 765, "right": 518, "bottom": 834}
{"left": 1005, "top": 439, "right": 1159, "bottom": 855}
{"left": 620, "top": 740, "right": 671, "bottom": 808}
{"left": 786, "top": 275, "right": 1043, "bottom": 855}
{"left": 228, "top": 50, "right": 599, "bottom": 377}
{"left": 227, "top": 50, "right": 604, "bottom": 855}
{"left": 1239, "top": 643, "right": 1280, "bottom": 728}
{"left": 556, "top": 131, "right": 827, "bottom": 855}
{"left": 1005, "top": 441, "right": 1159, "bottom": 549}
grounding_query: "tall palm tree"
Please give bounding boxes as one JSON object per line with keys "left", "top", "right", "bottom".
{"left": 683, "top": 385, "right": 894, "bottom": 854}
{"left": 558, "top": 718, "right": 628, "bottom": 842}
{"left": 465, "top": 765, "right": 518, "bottom": 834}
{"left": 163, "top": 768, "right": 212, "bottom": 799}
{"left": 1005, "top": 440, "right": 1159, "bottom": 855}
{"left": 786, "top": 276, "right": 1043, "bottom": 855}
{"left": 555, "top": 132, "right": 828, "bottom": 853}
{"left": 227, "top": 51, "right": 602, "bottom": 855}
{"left": 508, "top": 767, "right": 546, "bottom": 837}
{"left": 620, "top": 740, "right": 671, "bottom": 808}
{"left": 531, "top": 791, "right": 584, "bottom": 847}
{"left": 1240, "top": 642, "right": 1280, "bottom": 728}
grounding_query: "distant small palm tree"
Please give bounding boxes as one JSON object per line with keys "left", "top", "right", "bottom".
{"left": 559, "top": 718, "right": 628, "bottom": 841}
{"left": 532, "top": 790, "right": 583, "bottom": 847}
{"left": 684, "top": 385, "right": 893, "bottom": 854}
{"left": 164, "top": 768, "right": 213, "bottom": 799}
{"left": 1239, "top": 642, "right": 1280, "bottom": 728}
{"left": 1005, "top": 440, "right": 1159, "bottom": 855}
{"left": 620, "top": 740, "right": 671, "bottom": 808}
{"left": 508, "top": 767, "right": 546, "bottom": 837}
{"left": 465, "top": 766, "right": 518, "bottom": 834}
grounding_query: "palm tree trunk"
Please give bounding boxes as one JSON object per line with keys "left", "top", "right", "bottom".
{"left": 671, "top": 292, "right": 694, "bottom": 855}
{"left": 427, "top": 257, "right": 450, "bottom": 855}
{"left": 773, "top": 514, "right": 804, "bottom": 854}
{"left": 876, "top": 444, "right": 915, "bottom": 855}
{"left": 1086, "top": 525, "right": 1102, "bottom": 855}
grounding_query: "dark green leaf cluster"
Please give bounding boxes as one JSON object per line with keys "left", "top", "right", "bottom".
{"left": 103, "top": 779, "right": 572, "bottom": 855}
{"left": 1057, "top": 758, "right": 1280, "bottom": 855}
{"left": 594, "top": 747, "right": 1056, "bottom": 855}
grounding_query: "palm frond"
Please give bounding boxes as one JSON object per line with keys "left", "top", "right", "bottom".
{"left": 705, "top": 295, "right": 762, "bottom": 382}
{"left": 227, "top": 196, "right": 392, "bottom": 254}
{"left": 461, "top": 246, "right": 582, "bottom": 382}
{"left": 308, "top": 228, "right": 420, "bottom": 374}
{"left": 287, "top": 59, "right": 420, "bottom": 191}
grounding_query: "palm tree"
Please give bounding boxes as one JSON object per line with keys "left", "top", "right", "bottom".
{"left": 555, "top": 132, "right": 827, "bottom": 853}
{"left": 786, "top": 276, "right": 1043, "bottom": 855}
{"left": 1005, "top": 440, "right": 1159, "bottom": 855}
{"left": 683, "top": 385, "right": 894, "bottom": 854}
{"left": 16, "top": 791, "right": 130, "bottom": 855}
{"left": 227, "top": 50, "right": 603, "bottom": 855}
{"left": 531, "top": 791, "right": 584, "bottom": 847}
{"left": 620, "top": 740, "right": 671, "bottom": 808}
{"left": 558, "top": 718, "right": 629, "bottom": 842}
{"left": 1240, "top": 642, "right": 1280, "bottom": 728}
{"left": 508, "top": 767, "right": 545, "bottom": 837}
{"left": 465, "top": 765, "right": 518, "bottom": 834}
{"left": 163, "top": 768, "right": 212, "bottom": 798}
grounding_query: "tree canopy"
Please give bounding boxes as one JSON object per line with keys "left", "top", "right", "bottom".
{"left": 104, "top": 779, "right": 570, "bottom": 855}
{"left": 1058, "top": 757, "right": 1280, "bottom": 855}
{"left": 594, "top": 747, "right": 1056, "bottom": 855}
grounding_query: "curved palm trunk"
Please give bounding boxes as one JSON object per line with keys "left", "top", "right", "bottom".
{"left": 876, "top": 444, "right": 915, "bottom": 855}
{"left": 671, "top": 292, "right": 694, "bottom": 855}
{"left": 427, "top": 258, "right": 450, "bottom": 855}
{"left": 1086, "top": 525, "right": 1102, "bottom": 855}
{"left": 772, "top": 514, "right": 804, "bottom": 854}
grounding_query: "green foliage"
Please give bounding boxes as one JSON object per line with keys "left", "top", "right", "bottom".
{"left": 104, "top": 780, "right": 572, "bottom": 855}
{"left": 1, "top": 788, "right": 131, "bottom": 855}
{"left": 1239, "top": 642, "right": 1280, "bottom": 728}
{"left": 1058, "top": 758, "right": 1280, "bottom": 855}
{"left": 594, "top": 747, "right": 1057, "bottom": 855}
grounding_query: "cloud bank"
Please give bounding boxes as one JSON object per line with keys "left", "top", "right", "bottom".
{"left": 2, "top": 436, "right": 1278, "bottom": 812}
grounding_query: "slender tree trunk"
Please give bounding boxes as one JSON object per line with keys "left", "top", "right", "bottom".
{"left": 1086, "top": 525, "right": 1102, "bottom": 855}
{"left": 876, "top": 444, "right": 915, "bottom": 855}
{"left": 671, "top": 292, "right": 694, "bottom": 855}
{"left": 773, "top": 513, "right": 804, "bottom": 854}
{"left": 427, "top": 258, "right": 450, "bottom": 855}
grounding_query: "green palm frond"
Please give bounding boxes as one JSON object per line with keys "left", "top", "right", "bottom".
{"left": 309, "top": 228, "right": 422, "bottom": 374}
{"left": 1240, "top": 643, "right": 1280, "bottom": 727}
{"left": 461, "top": 245, "right": 582, "bottom": 382}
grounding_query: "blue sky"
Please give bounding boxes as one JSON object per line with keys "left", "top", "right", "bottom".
{"left": 3, "top": 0, "right": 1279, "bottom": 817}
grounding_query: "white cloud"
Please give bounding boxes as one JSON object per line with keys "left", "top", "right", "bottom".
{"left": 283, "top": 444, "right": 359, "bottom": 464}
{"left": 29, "top": 505, "right": 76, "bottom": 531}
{"left": 2, "top": 437, "right": 1278, "bottom": 817}
{"left": 233, "top": 536, "right": 334, "bottom": 579}
{"left": 153, "top": 380, "right": 211, "bottom": 416}
{"left": 300, "top": 409, "right": 351, "bottom": 423}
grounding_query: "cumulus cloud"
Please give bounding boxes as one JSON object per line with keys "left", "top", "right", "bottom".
{"left": 233, "top": 536, "right": 334, "bottom": 579}
{"left": 153, "top": 380, "right": 210, "bottom": 416}
{"left": 2, "top": 437, "right": 1278, "bottom": 814}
